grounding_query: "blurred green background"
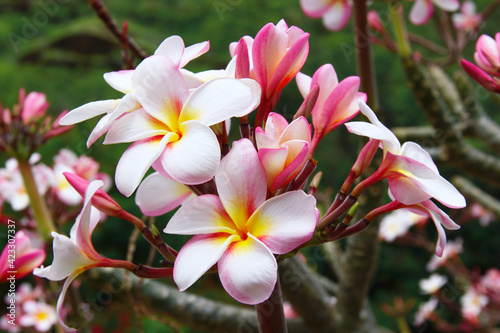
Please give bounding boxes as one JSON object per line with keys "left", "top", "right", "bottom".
{"left": 1, "top": 0, "right": 500, "bottom": 332}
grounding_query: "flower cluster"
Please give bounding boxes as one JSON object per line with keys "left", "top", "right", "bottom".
{"left": 31, "top": 19, "right": 467, "bottom": 331}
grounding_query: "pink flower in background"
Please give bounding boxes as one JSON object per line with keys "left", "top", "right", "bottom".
{"left": 460, "top": 287, "right": 488, "bottom": 323}
{"left": 474, "top": 33, "right": 500, "bottom": 76}
{"left": 419, "top": 274, "right": 447, "bottom": 294}
{"left": 0, "top": 156, "right": 53, "bottom": 211}
{"left": 410, "top": 0, "right": 460, "bottom": 25}
{"left": 346, "top": 100, "right": 466, "bottom": 209}
{"left": 481, "top": 268, "right": 500, "bottom": 294}
{"left": 0, "top": 231, "right": 46, "bottom": 282}
{"left": 19, "top": 300, "right": 57, "bottom": 332}
{"left": 164, "top": 139, "right": 318, "bottom": 304}
{"left": 59, "top": 36, "right": 210, "bottom": 147}
{"left": 231, "top": 20, "right": 309, "bottom": 126}
{"left": 255, "top": 113, "right": 312, "bottom": 193}
{"left": 413, "top": 298, "right": 438, "bottom": 326}
{"left": 452, "top": 1, "right": 482, "bottom": 32}
{"left": 21, "top": 92, "right": 49, "bottom": 125}
{"left": 52, "top": 149, "right": 111, "bottom": 206}
{"left": 103, "top": 55, "right": 260, "bottom": 196}
{"left": 379, "top": 209, "right": 426, "bottom": 242}
{"left": 427, "top": 237, "right": 463, "bottom": 271}
{"left": 300, "top": 0, "right": 351, "bottom": 31}
{"left": 296, "top": 64, "right": 366, "bottom": 152}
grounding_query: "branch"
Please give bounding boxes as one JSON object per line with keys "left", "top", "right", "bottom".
{"left": 452, "top": 176, "right": 500, "bottom": 217}
{"left": 84, "top": 268, "right": 313, "bottom": 333}
{"left": 87, "top": 0, "right": 148, "bottom": 60}
{"left": 278, "top": 256, "right": 336, "bottom": 332}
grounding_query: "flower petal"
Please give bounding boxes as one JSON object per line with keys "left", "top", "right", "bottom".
{"left": 33, "top": 233, "right": 94, "bottom": 281}
{"left": 258, "top": 146, "right": 288, "bottom": 189}
{"left": 300, "top": 0, "right": 332, "bottom": 18}
{"left": 179, "top": 78, "right": 260, "bottom": 126}
{"left": 133, "top": 55, "right": 188, "bottom": 131}
{"left": 115, "top": 135, "right": 174, "bottom": 197}
{"left": 103, "top": 70, "right": 134, "bottom": 94}
{"left": 160, "top": 120, "right": 220, "bottom": 185}
{"left": 135, "top": 172, "right": 193, "bottom": 216}
{"left": 322, "top": 1, "right": 351, "bottom": 31}
{"left": 164, "top": 194, "right": 238, "bottom": 235}
{"left": 173, "top": 233, "right": 238, "bottom": 292}
{"left": 296, "top": 71, "right": 312, "bottom": 98}
{"left": 218, "top": 234, "right": 277, "bottom": 305}
{"left": 434, "top": 0, "right": 459, "bottom": 12}
{"left": 247, "top": 191, "right": 317, "bottom": 254}
{"left": 410, "top": 0, "right": 434, "bottom": 25}
{"left": 181, "top": 41, "right": 210, "bottom": 67}
{"left": 154, "top": 35, "right": 185, "bottom": 66}
{"left": 216, "top": 139, "right": 267, "bottom": 230}
{"left": 104, "top": 108, "right": 169, "bottom": 144}
{"left": 59, "top": 100, "right": 118, "bottom": 126}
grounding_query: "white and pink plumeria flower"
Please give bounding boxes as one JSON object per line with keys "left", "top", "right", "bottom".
{"left": 59, "top": 36, "right": 210, "bottom": 147}
{"left": 409, "top": 0, "right": 460, "bottom": 26}
{"left": 255, "top": 112, "right": 312, "bottom": 193}
{"left": 452, "top": 1, "right": 482, "bottom": 32}
{"left": 346, "top": 100, "right": 466, "bottom": 209}
{"left": 296, "top": 64, "right": 366, "bottom": 152}
{"left": 164, "top": 139, "right": 318, "bottom": 304}
{"left": 103, "top": 55, "right": 260, "bottom": 196}
{"left": 300, "top": 0, "right": 352, "bottom": 31}
{"left": 19, "top": 300, "right": 57, "bottom": 332}
{"left": 34, "top": 180, "right": 113, "bottom": 332}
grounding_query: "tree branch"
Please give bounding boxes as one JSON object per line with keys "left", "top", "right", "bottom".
{"left": 84, "top": 268, "right": 313, "bottom": 333}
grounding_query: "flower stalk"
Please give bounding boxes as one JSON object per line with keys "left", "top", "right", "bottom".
{"left": 255, "top": 278, "right": 287, "bottom": 333}
{"left": 17, "top": 158, "right": 56, "bottom": 239}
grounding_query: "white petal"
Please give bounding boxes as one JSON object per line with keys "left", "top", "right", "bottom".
{"left": 59, "top": 100, "right": 118, "bottom": 126}
{"left": 410, "top": 0, "right": 433, "bottom": 25}
{"left": 154, "top": 35, "right": 185, "bottom": 66}
{"left": 218, "top": 234, "right": 277, "bottom": 305}
{"left": 179, "top": 78, "right": 261, "bottom": 126}
{"left": 247, "top": 191, "right": 317, "bottom": 254}
{"left": 115, "top": 135, "right": 174, "bottom": 197}
{"left": 433, "top": 0, "right": 459, "bottom": 12}
{"left": 135, "top": 172, "right": 193, "bottom": 216}
{"left": 216, "top": 139, "right": 267, "bottom": 230}
{"left": 104, "top": 108, "right": 169, "bottom": 144}
{"left": 165, "top": 194, "right": 238, "bottom": 235}
{"left": 173, "top": 233, "right": 238, "bottom": 291}
{"left": 33, "top": 233, "right": 93, "bottom": 281}
{"left": 160, "top": 120, "right": 220, "bottom": 185}
{"left": 103, "top": 70, "right": 134, "bottom": 94}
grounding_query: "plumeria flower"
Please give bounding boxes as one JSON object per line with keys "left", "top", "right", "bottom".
{"left": 164, "top": 139, "right": 318, "bottom": 304}
{"left": 296, "top": 64, "right": 366, "bottom": 153}
{"left": 452, "top": 1, "right": 482, "bottom": 32}
{"left": 59, "top": 35, "right": 210, "bottom": 147}
{"left": 135, "top": 172, "right": 194, "bottom": 216}
{"left": 34, "top": 180, "right": 119, "bottom": 331}
{"left": 427, "top": 237, "right": 463, "bottom": 271}
{"left": 0, "top": 156, "right": 53, "bottom": 211}
{"left": 410, "top": 0, "right": 460, "bottom": 26}
{"left": 413, "top": 297, "right": 438, "bottom": 326}
{"left": 378, "top": 209, "right": 425, "bottom": 242}
{"left": 346, "top": 100, "right": 466, "bottom": 209}
{"left": 0, "top": 230, "right": 46, "bottom": 282}
{"left": 255, "top": 112, "right": 312, "bottom": 193}
{"left": 460, "top": 287, "right": 488, "bottom": 323}
{"left": 419, "top": 274, "right": 448, "bottom": 294}
{"left": 52, "top": 149, "right": 111, "bottom": 206}
{"left": 0, "top": 314, "right": 21, "bottom": 333}
{"left": 230, "top": 20, "right": 309, "bottom": 126}
{"left": 103, "top": 55, "right": 260, "bottom": 196}
{"left": 300, "top": 0, "right": 352, "bottom": 31}
{"left": 481, "top": 268, "right": 500, "bottom": 294}
{"left": 474, "top": 33, "right": 500, "bottom": 76}
{"left": 19, "top": 300, "right": 57, "bottom": 332}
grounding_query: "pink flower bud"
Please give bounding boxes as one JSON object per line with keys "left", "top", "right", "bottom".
{"left": 367, "top": 10, "right": 383, "bottom": 33}
{"left": 461, "top": 59, "right": 500, "bottom": 94}
{"left": 21, "top": 92, "right": 49, "bottom": 125}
